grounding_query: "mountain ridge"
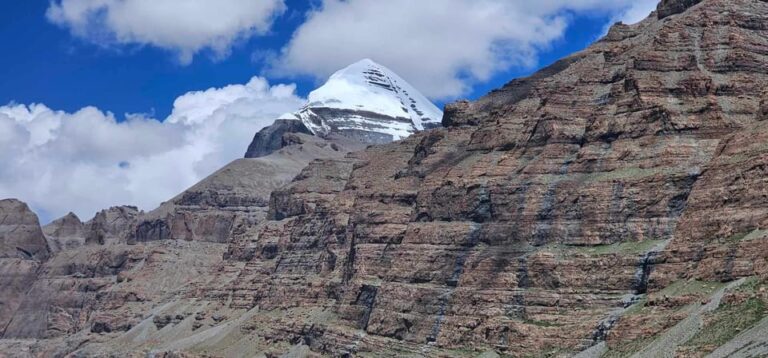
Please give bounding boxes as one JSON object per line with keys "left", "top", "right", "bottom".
{"left": 245, "top": 59, "right": 443, "bottom": 158}
{"left": 3, "top": 0, "right": 768, "bottom": 356}
{"left": 278, "top": 59, "right": 442, "bottom": 142}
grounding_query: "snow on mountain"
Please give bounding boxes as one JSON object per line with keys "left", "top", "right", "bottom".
{"left": 281, "top": 59, "right": 443, "bottom": 143}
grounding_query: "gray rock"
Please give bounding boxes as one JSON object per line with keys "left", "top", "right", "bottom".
{"left": 657, "top": 0, "right": 703, "bottom": 19}
{"left": 136, "top": 134, "right": 366, "bottom": 243}
{"left": 84, "top": 206, "right": 139, "bottom": 245}
{"left": 0, "top": 199, "right": 49, "bottom": 261}
{"left": 43, "top": 212, "right": 85, "bottom": 252}
{"left": 245, "top": 119, "right": 313, "bottom": 158}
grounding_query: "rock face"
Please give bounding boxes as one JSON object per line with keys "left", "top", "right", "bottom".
{"left": 656, "top": 0, "right": 704, "bottom": 19}
{"left": 244, "top": 119, "right": 313, "bottom": 158}
{"left": 0, "top": 199, "right": 49, "bottom": 261}
{"left": 43, "top": 212, "right": 85, "bottom": 252}
{"left": 134, "top": 134, "right": 366, "bottom": 244}
{"left": 84, "top": 206, "right": 139, "bottom": 246}
{"left": 0, "top": 199, "right": 49, "bottom": 338}
{"left": 4, "top": 0, "right": 768, "bottom": 356}
{"left": 213, "top": 0, "right": 768, "bottom": 355}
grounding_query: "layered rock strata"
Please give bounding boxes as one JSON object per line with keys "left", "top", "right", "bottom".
{"left": 134, "top": 134, "right": 365, "bottom": 244}
{"left": 3, "top": 0, "right": 768, "bottom": 356}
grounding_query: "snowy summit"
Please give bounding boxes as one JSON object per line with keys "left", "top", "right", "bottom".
{"left": 281, "top": 59, "right": 443, "bottom": 143}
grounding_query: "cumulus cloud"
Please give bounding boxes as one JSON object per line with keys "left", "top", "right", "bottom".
{"left": 0, "top": 78, "right": 304, "bottom": 223}
{"left": 46, "top": 0, "right": 286, "bottom": 63}
{"left": 270, "top": 0, "right": 660, "bottom": 99}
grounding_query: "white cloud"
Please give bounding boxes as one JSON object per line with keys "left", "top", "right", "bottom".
{"left": 613, "top": 0, "right": 659, "bottom": 25}
{"left": 270, "top": 0, "right": 659, "bottom": 99}
{"left": 0, "top": 78, "right": 304, "bottom": 223}
{"left": 46, "top": 0, "right": 286, "bottom": 63}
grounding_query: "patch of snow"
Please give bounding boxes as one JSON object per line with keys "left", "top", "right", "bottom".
{"left": 290, "top": 59, "right": 443, "bottom": 140}
{"left": 277, "top": 112, "right": 299, "bottom": 120}
{"left": 307, "top": 59, "right": 442, "bottom": 129}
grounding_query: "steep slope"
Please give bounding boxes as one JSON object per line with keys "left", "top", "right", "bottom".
{"left": 244, "top": 119, "right": 314, "bottom": 158}
{"left": 245, "top": 60, "right": 441, "bottom": 159}
{"left": 0, "top": 199, "right": 49, "bottom": 261}
{"left": 217, "top": 0, "right": 768, "bottom": 355}
{"left": 3, "top": 0, "right": 768, "bottom": 356}
{"left": 276, "top": 59, "right": 442, "bottom": 144}
{"left": 135, "top": 134, "right": 366, "bottom": 244}
{"left": 0, "top": 199, "right": 49, "bottom": 338}
{"left": 37, "top": 134, "right": 364, "bottom": 248}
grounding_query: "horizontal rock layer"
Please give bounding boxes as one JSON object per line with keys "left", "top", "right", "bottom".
{"left": 4, "top": 0, "right": 768, "bottom": 356}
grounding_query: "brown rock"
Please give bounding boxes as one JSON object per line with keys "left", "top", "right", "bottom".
{"left": 5, "top": 0, "right": 768, "bottom": 356}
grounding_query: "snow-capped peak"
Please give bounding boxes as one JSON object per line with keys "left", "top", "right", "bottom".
{"left": 293, "top": 59, "right": 443, "bottom": 142}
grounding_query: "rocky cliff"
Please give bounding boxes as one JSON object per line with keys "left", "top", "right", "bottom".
{"left": 3, "top": 0, "right": 768, "bottom": 357}
{"left": 0, "top": 199, "right": 50, "bottom": 339}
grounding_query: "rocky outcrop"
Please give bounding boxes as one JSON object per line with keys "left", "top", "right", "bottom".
{"left": 244, "top": 119, "right": 313, "bottom": 158}
{"left": 656, "top": 0, "right": 703, "bottom": 19}
{"left": 84, "top": 206, "right": 139, "bottom": 246}
{"left": 43, "top": 212, "right": 85, "bottom": 252}
{"left": 42, "top": 207, "right": 139, "bottom": 251}
{"left": 0, "top": 199, "right": 49, "bottom": 338}
{"left": 0, "top": 199, "right": 49, "bottom": 261}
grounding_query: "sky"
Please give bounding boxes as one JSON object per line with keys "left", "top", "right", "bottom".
{"left": 0, "top": 0, "right": 659, "bottom": 223}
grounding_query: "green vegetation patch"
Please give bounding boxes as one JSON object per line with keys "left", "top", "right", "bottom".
{"left": 581, "top": 166, "right": 672, "bottom": 183}
{"left": 521, "top": 318, "right": 565, "bottom": 327}
{"left": 724, "top": 229, "right": 768, "bottom": 244}
{"left": 571, "top": 239, "right": 666, "bottom": 256}
{"left": 543, "top": 239, "right": 667, "bottom": 258}
{"left": 654, "top": 279, "right": 725, "bottom": 298}
{"left": 735, "top": 276, "right": 764, "bottom": 294}
{"left": 536, "top": 167, "right": 675, "bottom": 185}
{"left": 622, "top": 297, "right": 649, "bottom": 316}
{"left": 603, "top": 336, "right": 656, "bottom": 358}
{"left": 681, "top": 297, "right": 767, "bottom": 353}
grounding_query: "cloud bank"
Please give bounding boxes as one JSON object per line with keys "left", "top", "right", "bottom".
{"left": 46, "top": 0, "right": 286, "bottom": 63}
{"left": 0, "top": 77, "right": 304, "bottom": 223}
{"left": 270, "top": 0, "right": 660, "bottom": 99}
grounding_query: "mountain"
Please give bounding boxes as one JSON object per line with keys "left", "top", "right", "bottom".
{"left": 135, "top": 133, "right": 366, "bottom": 243}
{"left": 245, "top": 59, "right": 442, "bottom": 158}
{"left": 4, "top": 0, "right": 768, "bottom": 356}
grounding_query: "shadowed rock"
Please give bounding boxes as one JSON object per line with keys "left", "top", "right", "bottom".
{"left": 656, "top": 0, "right": 703, "bottom": 19}
{"left": 244, "top": 119, "right": 313, "bottom": 158}
{"left": 84, "top": 206, "right": 139, "bottom": 245}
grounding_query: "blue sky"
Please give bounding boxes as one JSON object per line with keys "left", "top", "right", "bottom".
{"left": 0, "top": 0, "right": 658, "bottom": 222}
{"left": 0, "top": 1, "right": 648, "bottom": 119}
